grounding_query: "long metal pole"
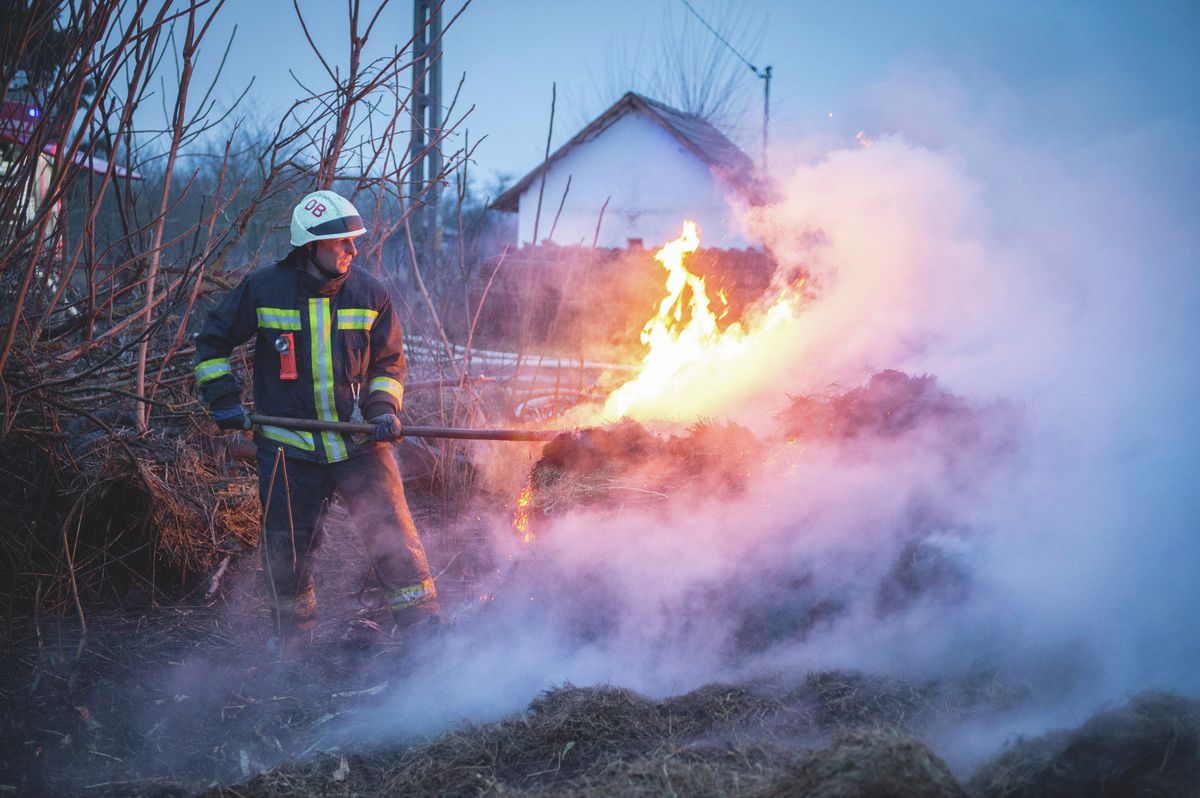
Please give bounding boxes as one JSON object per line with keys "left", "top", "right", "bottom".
{"left": 250, "top": 414, "right": 560, "bottom": 442}
{"left": 761, "top": 65, "right": 771, "bottom": 172}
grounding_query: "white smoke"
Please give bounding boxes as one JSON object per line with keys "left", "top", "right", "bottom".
{"left": 364, "top": 62, "right": 1200, "bottom": 773}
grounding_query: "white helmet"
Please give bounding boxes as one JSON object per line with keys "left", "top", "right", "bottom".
{"left": 290, "top": 190, "right": 368, "bottom": 246}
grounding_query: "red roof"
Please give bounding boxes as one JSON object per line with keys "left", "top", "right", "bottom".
{"left": 1, "top": 99, "right": 140, "bottom": 179}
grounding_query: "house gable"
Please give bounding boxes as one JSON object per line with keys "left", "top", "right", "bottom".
{"left": 493, "top": 93, "right": 766, "bottom": 250}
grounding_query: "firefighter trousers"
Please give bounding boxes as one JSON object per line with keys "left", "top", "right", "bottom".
{"left": 256, "top": 445, "right": 438, "bottom": 638}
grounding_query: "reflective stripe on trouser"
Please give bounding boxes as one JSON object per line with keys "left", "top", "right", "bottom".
{"left": 256, "top": 445, "right": 436, "bottom": 623}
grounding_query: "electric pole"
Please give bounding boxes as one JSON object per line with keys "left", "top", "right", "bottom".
{"left": 679, "top": 0, "right": 771, "bottom": 172}
{"left": 409, "top": 0, "right": 443, "bottom": 256}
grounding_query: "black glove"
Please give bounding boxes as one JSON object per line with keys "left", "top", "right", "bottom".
{"left": 370, "top": 413, "right": 403, "bottom": 442}
{"left": 211, "top": 401, "right": 252, "bottom": 431}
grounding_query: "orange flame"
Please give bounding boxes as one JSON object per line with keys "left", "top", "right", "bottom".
{"left": 513, "top": 480, "right": 535, "bottom": 543}
{"left": 601, "top": 220, "right": 801, "bottom": 422}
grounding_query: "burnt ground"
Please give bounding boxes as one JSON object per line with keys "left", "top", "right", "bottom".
{"left": 0, "top": 490, "right": 496, "bottom": 797}
{"left": 4, "top": 609, "right": 1198, "bottom": 798}
{"left": 4, "top": 527, "right": 1200, "bottom": 797}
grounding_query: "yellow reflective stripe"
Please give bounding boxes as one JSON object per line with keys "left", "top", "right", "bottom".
{"left": 309, "top": 298, "right": 347, "bottom": 462}
{"left": 256, "top": 307, "right": 302, "bottom": 330}
{"left": 368, "top": 376, "right": 404, "bottom": 405}
{"left": 195, "top": 357, "right": 232, "bottom": 385}
{"left": 336, "top": 308, "right": 378, "bottom": 330}
{"left": 388, "top": 578, "right": 436, "bottom": 610}
{"left": 259, "top": 425, "right": 315, "bottom": 451}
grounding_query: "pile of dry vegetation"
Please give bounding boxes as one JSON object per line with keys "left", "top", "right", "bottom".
{"left": 0, "top": 424, "right": 259, "bottom": 621}
{"left": 518, "top": 370, "right": 1011, "bottom": 535}
{"left": 518, "top": 417, "right": 761, "bottom": 536}
{"left": 192, "top": 680, "right": 1198, "bottom": 798}
{"left": 969, "top": 691, "right": 1200, "bottom": 797}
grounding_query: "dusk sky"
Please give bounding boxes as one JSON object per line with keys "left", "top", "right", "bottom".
{"left": 200, "top": 0, "right": 1200, "bottom": 190}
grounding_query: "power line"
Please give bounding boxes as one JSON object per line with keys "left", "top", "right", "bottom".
{"left": 679, "top": 0, "right": 767, "bottom": 79}
{"left": 677, "top": 0, "right": 772, "bottom": 170}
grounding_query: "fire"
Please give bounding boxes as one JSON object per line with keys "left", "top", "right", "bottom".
{"left": 601, "top": 221, "right": 801, "bottom": 422}
{"left": 512, "top": 480, "right": 535, "bottom": 543}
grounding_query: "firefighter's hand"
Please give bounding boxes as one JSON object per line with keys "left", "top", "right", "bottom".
{"left": 370, "top": 413, "right": 403, "bottom": 442}
{"left": 211, "top": 403, "right": 252, "bottom": 431}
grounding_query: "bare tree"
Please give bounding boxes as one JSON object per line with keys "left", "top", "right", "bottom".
{"left": 588, "top": 0, "right": 766, "bottom": 134}
{"left": 0, "top": 0, "right": 496, "bottom": 614}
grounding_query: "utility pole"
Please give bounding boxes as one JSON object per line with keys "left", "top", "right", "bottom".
{"left": 760, "top": 65, "right": 771, "bottom": 173}
{"left": 679, "top": 0, "right": 771, "bottom": 173}
{"left": 409, "top": 0, "right": 443, "bottom": 257}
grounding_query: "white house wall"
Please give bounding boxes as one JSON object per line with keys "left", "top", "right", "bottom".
{"left": 516, "top": 111, "right": 751, "bottom": 250}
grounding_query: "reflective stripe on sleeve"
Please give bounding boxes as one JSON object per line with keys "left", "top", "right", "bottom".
{"left": 259, "top": 425, "right": 316, "bottom": 451}
{"left": 195, "top": 357, "right": 232, "bottom": 385}
{"left": 336, "top": 308, "right": 379, "bottom": 330}
{"left": 256, "top": 307, "right": 302, "bottom": 329}
{"left": 388, "top": 578, "right": 436, "bottom": 611}
{"left": 368, "top": 376, "right": 404, "bottom": 405}
{"left": 309, "top": 298, "right": 348, "bottom": 462}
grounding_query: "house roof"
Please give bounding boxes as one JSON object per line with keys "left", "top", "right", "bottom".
{"left": 1, "top": 99, "right": 141, "bottom": 179}
{"left": 491, "top": 92, "right": 769, "bottom": 212}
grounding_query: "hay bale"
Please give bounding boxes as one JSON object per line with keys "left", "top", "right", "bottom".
{"left": 968, "top": 691, "right": 1200, "bottom": 798}
{"left": 752, "top": 728, "right": 968, "bottom": 798}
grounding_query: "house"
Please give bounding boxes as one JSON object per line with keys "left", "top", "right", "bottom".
{"left": 0, "top": 97, "right": 140, "bottom": 243}
{"left": 491, "top": 92, "right": 770, "bottom": 250}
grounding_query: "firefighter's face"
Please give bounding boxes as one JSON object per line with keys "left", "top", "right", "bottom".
{"left": 313, "top": 236, "right": 357, "bottom": 275}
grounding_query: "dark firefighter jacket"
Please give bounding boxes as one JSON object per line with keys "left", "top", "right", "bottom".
{"left": 193, "top": 251, "right": 406, "bottom": 464}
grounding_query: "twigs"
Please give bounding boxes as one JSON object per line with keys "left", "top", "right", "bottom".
{"left": 136, "top": 1, "right": 217, "bottom": 431}
{"left": 530, "top": 82, "right": 556, "bottom": 247}
{"left": 61, "top": 494, "right": 89, "bottom": 654}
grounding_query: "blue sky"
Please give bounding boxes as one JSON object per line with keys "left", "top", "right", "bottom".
{"left": 197, "top": 0, "right": 1200, "bottom": 189}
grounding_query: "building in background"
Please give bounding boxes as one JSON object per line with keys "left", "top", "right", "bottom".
{"left": 491, "top": 92, "right": 771, "bottom": 250}
{"left": 0, "top": 97, "right": 140, "bottom": 246}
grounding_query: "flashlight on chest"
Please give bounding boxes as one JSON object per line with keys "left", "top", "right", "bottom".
{"left": 274, "top": 333, "right": 298, "bottom": 380}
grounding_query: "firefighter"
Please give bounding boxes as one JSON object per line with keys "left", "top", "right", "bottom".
{"left": 193, "top": 189, "right": 438, "bottom": 651}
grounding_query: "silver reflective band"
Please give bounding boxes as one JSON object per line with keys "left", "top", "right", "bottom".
{"left": 307, "top": 215, "right": 364, "bottom": 237}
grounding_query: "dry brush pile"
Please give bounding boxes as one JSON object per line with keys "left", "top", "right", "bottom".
{"left": 193, "top": 680, "right": 1199, "bottom": 798}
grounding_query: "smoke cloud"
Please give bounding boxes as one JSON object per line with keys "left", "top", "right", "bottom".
{"left": 360, "top": 54, "right": 1200, "bottom": 774}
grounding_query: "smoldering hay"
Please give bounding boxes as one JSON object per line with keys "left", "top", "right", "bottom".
{"left": 360, "top": 91, "right": 1200, "bottom": 771}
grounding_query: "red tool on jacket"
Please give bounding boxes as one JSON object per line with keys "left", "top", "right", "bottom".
{"left": 274, "top": 334, "right": 298, "bottom": 380}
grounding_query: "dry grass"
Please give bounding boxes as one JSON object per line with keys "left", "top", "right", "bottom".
{"left": 968, "top": 691, "right": 1200, "bottom": 798}
{"left": 190, "top": 670, "right": 1043, "bottom": 798}
{"left": 520, "top": 419, "right": 761, "bottom": 538}
{"left": 0, "top": 426, "right": 259, "bottom": 619}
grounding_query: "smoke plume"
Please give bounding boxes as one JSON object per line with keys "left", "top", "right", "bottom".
{"left": 365, "top": 58, "right": 1200, "bottom": 774}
